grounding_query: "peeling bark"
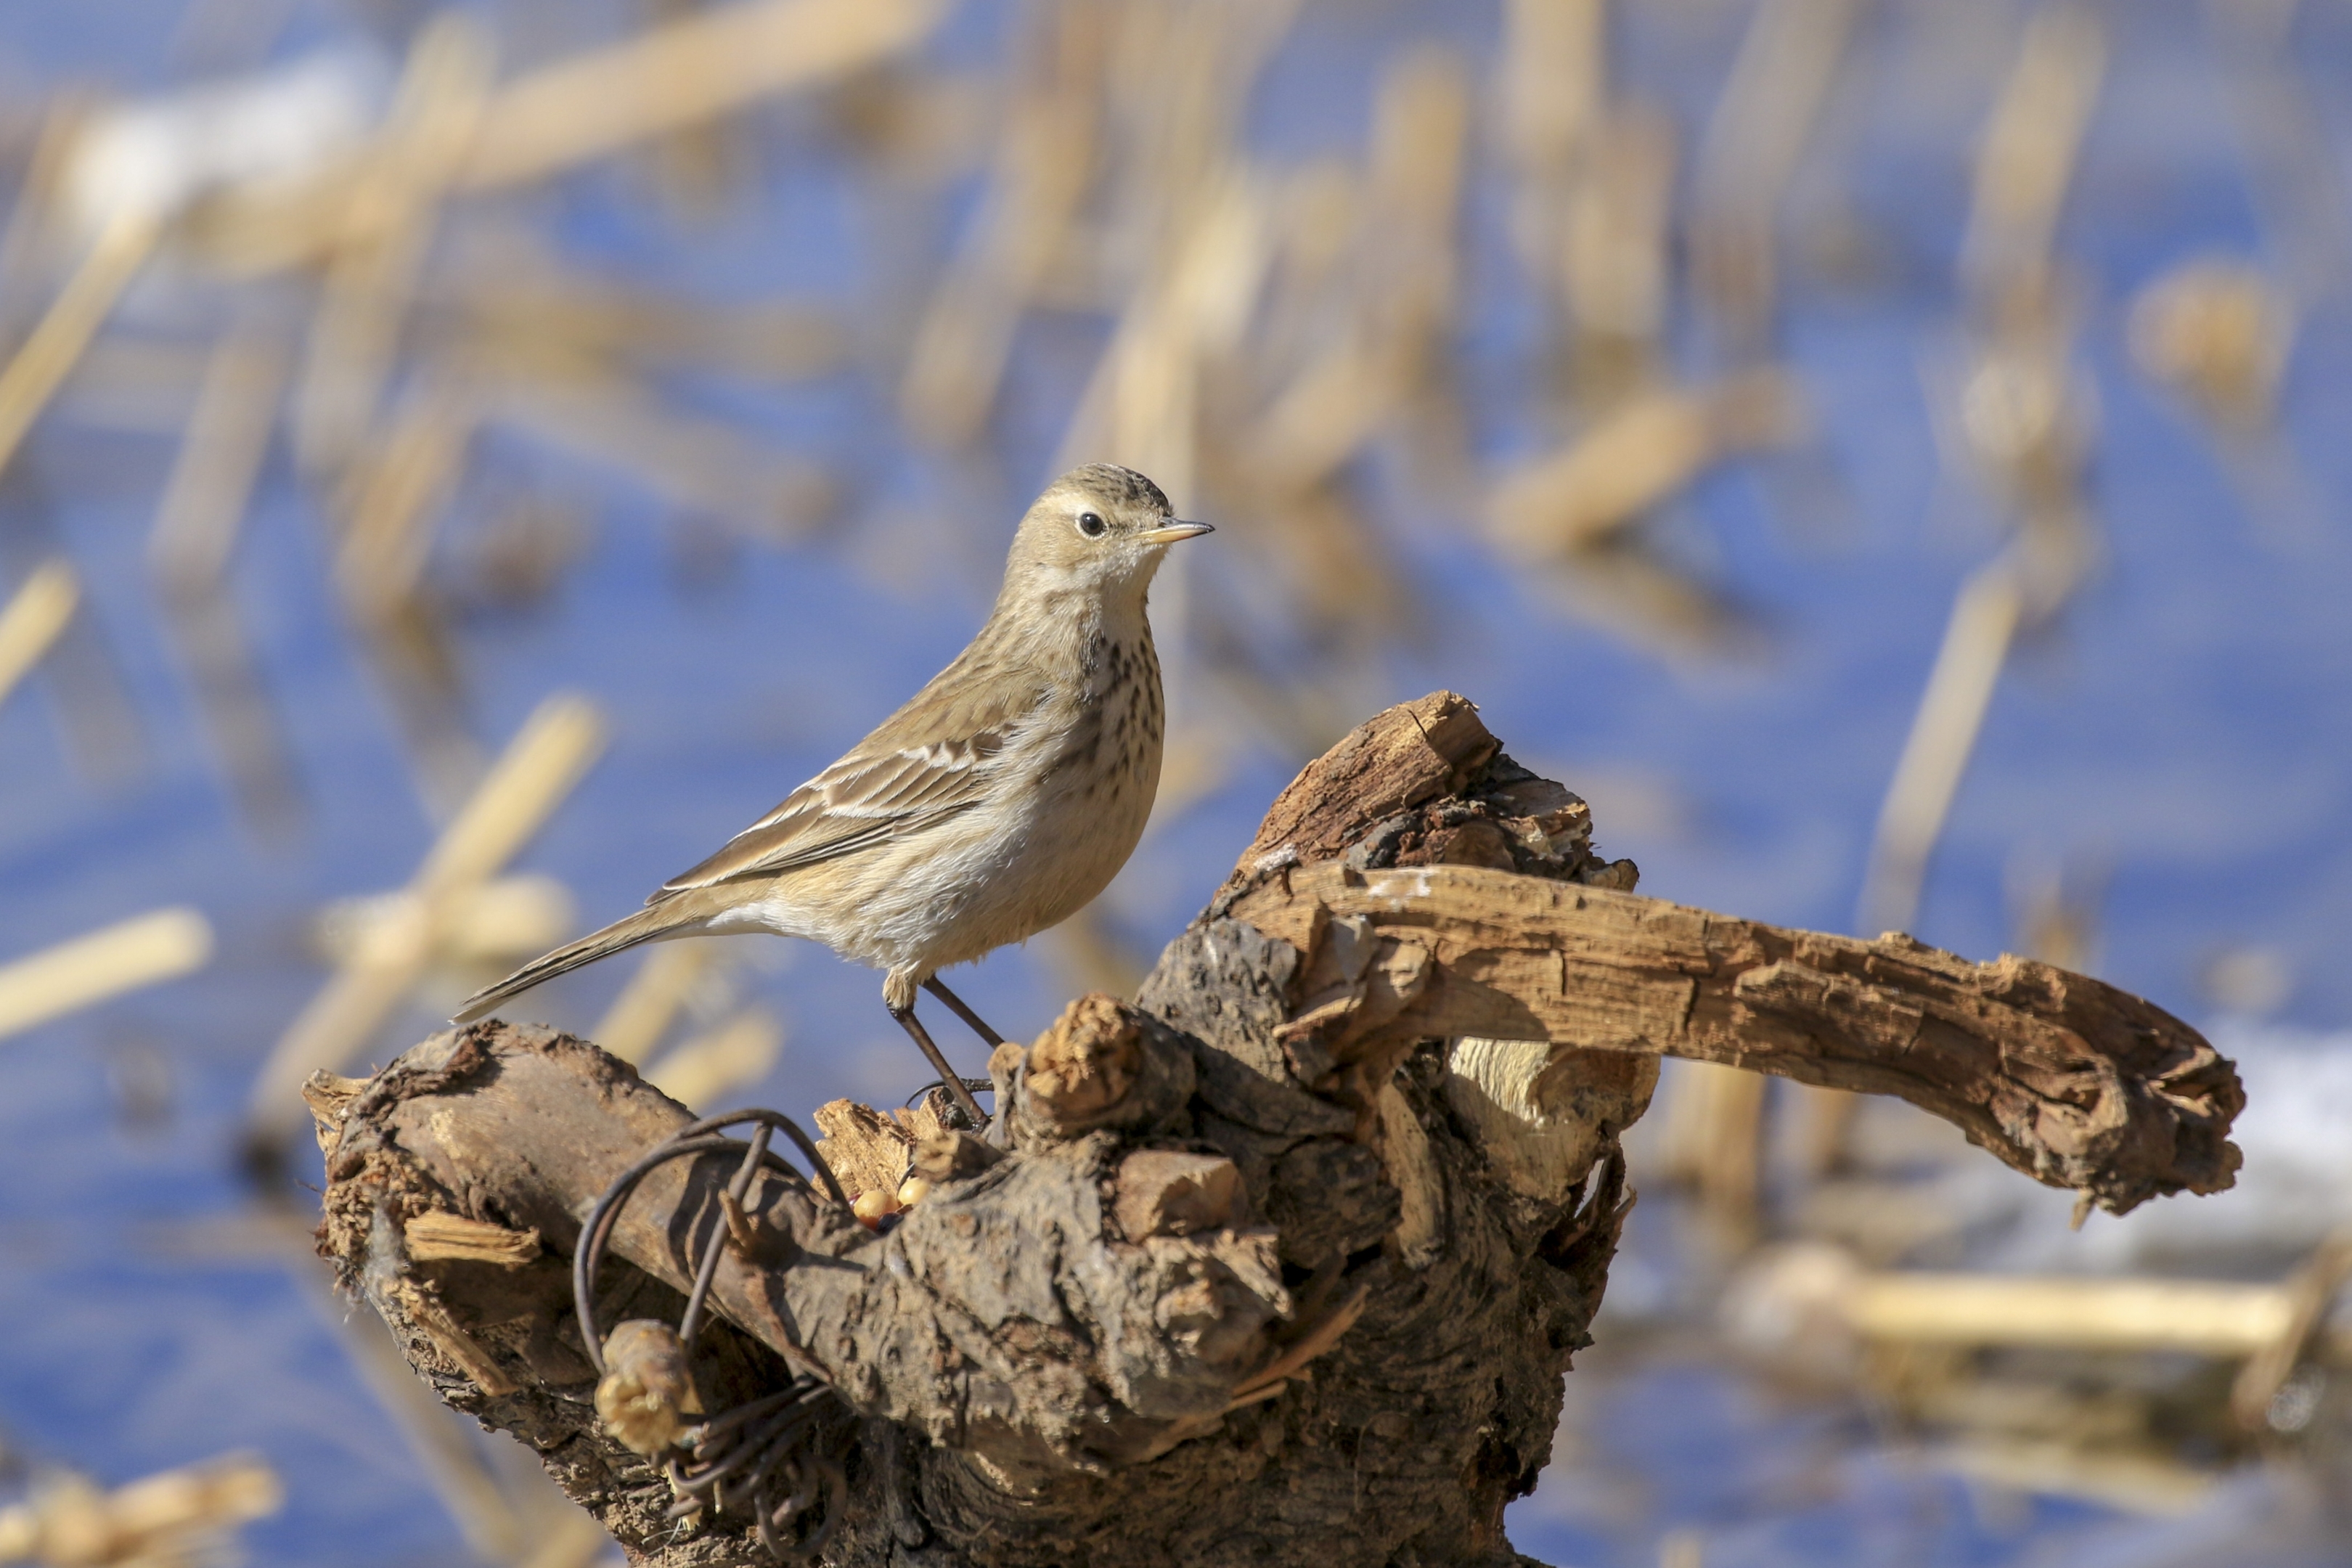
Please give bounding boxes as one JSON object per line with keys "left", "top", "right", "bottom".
{"left": 312, "top": 692, "right": 2241, "bottom": 1567}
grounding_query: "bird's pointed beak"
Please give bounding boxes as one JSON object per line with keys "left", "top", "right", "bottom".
{"left": 1136, "top": 519, "right": 1214, "bottom": 546}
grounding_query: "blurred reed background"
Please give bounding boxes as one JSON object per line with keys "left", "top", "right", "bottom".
{"left": 1, "top": 0, "right": 2349, "bottom": 1564}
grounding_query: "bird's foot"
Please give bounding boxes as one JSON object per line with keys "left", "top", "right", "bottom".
{"left": 889, "top": 1004, "right": 991, "bottom": 1130}
{"left": 905, "top": 1077, "right": 996, "bottom": 1132}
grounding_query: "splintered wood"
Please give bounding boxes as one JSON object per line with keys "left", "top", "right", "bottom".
{"left": 811, "top": 1089, "right": 957, "bottom": 1201}
{"left": 1223, "top": 695, "right": 2238, "bottom": 1217}
{"left": 402, "top": 1209, "right": 542, "bottom": 1266}
{"left": 1234, "top": 859, "right": 2239, "bottom": 1215}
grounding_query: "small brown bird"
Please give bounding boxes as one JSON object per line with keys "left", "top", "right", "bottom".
{"left": 454, "top": 465, "right": 1210, "bottom": 1124}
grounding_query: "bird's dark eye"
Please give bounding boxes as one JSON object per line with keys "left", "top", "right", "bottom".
{"left": 1077, "top": 510, "right": 1107, "bottom": 538}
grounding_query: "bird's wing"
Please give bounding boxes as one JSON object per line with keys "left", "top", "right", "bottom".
{"left": 652, "top": 651, "right": 1044, "bottom": 899}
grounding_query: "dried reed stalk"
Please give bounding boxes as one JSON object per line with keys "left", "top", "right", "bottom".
{"left": 2129, "top": 259, "right": 2294, "bottom": 435}
{"left": 158, "top": 586, "right": 307, "bottom": 839}
{"left": 592, "top": 943, "right": 728, "bottom": 1065}
{"left": 0, "top": 907, "right": 214, "bottom": 1042}
{"left": 0, "top": 208, "right": 160, "bottom": 486}
{"left": 0, "top": 558, "right": 78, "bottom": 709}
{"left": 1241, "top": 46, "right": 1467, "bottom": 491}
{"left": 1855, "top": 6, "right": 2107, "bottom": 944}
{"left": 901, "top": 4, "right": 1101, "bottom": 444}
{"left": 0, "top": 1452, "right": 279, "bottom": 1567}
{"left": 1653, "top": 1060, "right": 1770, "bottom": 1242}
{"left": 1844, "top": 1272, "right": 2322, "bottom": 1357}
{"left": 295, "top": 15, "right": 494, "bottom": 475}
{"left": 2229, "top": 1230, "right": 2352, "bottom": 1431}
{"left": 460, "top": 0, "right": 948, "bottom": 192}
{"left": 147, "top": 322, "right": 304, "bottom": 833}
{"left": 1040, "top": 902, "right": 1148, "bottom": 1004}
{"left": 334, "top": 375, "right": 478, "bottom": 622}
{"left": 448, "top": 241, "right": 842, "bottom": 380}
{"left": 1934, "top": 1440, "right": 2216, "bottom": 1518}
{"left": 204, "top": 0, "right": 948, "bottom": 275}
{"left": 1693, "top": 0, "right": 1862, "bottom": 350}
{"left": 150, "top": 322, "right": 289, "bottom": 590}
{"left": 1961, "top": 6, "right": 2104, "bottom": 310}
{"left": 0, "top": 98, "right": 97, "bottom": 339}
{"left": 481, "top": 368, "right": 832, "bottom": 539}
{"left": 2205, "top": 0, "right": 2352, "bottom": 308}
{"left": 1564, "top": 103, "right": 1675, "bottom": 404}
{"left": 1496, "top": 0, "right": 1606, "bottom": 311}
{"left": 641, "top": 1004, "right": 783, "bottom": 1108}
{"left": 1855, "top": 562, "right": 2022, "bottom": 936}
{"left": 1490, "top": 370, "right": 1801, "bottom": 555}
{"left": 244, "top": 693, "right": 608, "bottom": 1148}
{"left": 317, "top": 874, "right": 575, "bottom": 968}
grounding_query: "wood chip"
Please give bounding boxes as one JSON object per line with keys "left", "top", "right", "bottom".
{"left": 404, "top": 1210, "right": 543, "bottom": 1267}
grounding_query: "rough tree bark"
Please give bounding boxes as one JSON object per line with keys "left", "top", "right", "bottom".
{"left": 310, "top": 692, "right": 2242, "bottom": 1567}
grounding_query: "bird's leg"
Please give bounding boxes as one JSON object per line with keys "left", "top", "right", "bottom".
{"left": 921, "top": 977, "right": 1007, "bottom": 1048}
{"left": 889, "top": 1004, "right": 989, "bottom": 1130}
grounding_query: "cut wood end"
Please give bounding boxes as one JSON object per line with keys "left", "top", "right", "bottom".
{"left": 812, "top": 1098, "right": 914, "bottom": 1201}
{"left": 1228, "top": 691, "right": 1499, "bottom": 883}
{"left": 403, "top": 1209, "right": 542, "bottom": 1267}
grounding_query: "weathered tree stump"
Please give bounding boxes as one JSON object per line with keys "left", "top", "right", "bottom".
{"left": 310, "top": 692, "right": 2242, "bottom": 1567}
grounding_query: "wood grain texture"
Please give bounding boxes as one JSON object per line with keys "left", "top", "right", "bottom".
{"left": 1220, "top": 689, "right": 1498, "bottom": 890}
{"left": 309, "top": 691, "right": 2237, "bottom": 1566}
{"left": 1228, "top": 859, "right": 2240, "bottom": 1214}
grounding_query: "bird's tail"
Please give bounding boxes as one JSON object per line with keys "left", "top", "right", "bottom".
{"left": 452, "top": 902, "right": 692, "bottom": 1025}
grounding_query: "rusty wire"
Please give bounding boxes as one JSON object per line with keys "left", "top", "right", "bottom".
{"left": 571, "top": 1107, "right": 851, "bottom": 1561}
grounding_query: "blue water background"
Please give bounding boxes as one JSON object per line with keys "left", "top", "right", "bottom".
{"left": 1, "top": 1, "right": 2348, "bottom": 1563}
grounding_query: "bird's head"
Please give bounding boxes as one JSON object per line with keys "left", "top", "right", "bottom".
{"left": 1003, "top": 464, "right": 1212, "bottom": 602}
